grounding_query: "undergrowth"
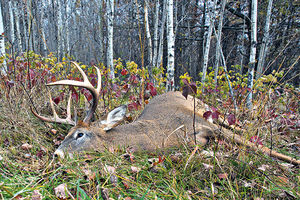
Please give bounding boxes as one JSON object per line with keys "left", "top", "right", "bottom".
{"left": 0, "top": 52, "right": 299, "bottom": 199}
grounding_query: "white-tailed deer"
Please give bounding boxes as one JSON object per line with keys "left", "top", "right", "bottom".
{"left": 32, "top": 62, "right": 300, "bottom": 165}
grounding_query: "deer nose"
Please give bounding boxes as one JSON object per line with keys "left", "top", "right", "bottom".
{"left": 54, "top": 149, "right": 65, "bottom": 159}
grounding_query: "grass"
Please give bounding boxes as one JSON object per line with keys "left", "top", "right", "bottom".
{"left": 0, "top": 89, "right": 299, "bottom": 200}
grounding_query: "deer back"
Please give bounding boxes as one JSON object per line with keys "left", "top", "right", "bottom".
{"left": 100, "top": 91, "right": 215, "bottom": 151}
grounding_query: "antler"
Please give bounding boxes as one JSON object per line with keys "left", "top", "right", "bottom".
{"left": 31, "top": 91, "right": 76, "bottom": 125}
{"left": 47, "top": 62, "right": 101, "bottom": 123}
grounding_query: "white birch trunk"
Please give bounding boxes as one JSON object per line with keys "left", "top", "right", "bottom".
{"left": 27, "top": 0, "right": 33, "bottom": 51}
{"left": 22, "top": 1, "right": 28, "bottom": 51}
{"left": 246, "top": 0, "right": 258, "bottom": 108}
{"left": 152, "top": 0, "right": 159, "bottom": 69}
{"left": 40, "top": 0, "right": 48, "bottom": 55}
{"left": 0, "top": 2, "right": 7, "bottom": 74}
{"left": 201, "top": 0, "right": 216, "bottom": 85}
{"left": 107, "top": 0, "right": 115, "bottom": 79}
{"left": 256, "top": 0, "right": 273, "bottom": 79}
{"left": 157, "top": 0, "right": 167, "bottom": 68}
{"left": 57, "top": 0, "right": 63, "bottom": 60}
{"left": 144, "top": 0, "right": 152, "bottom": 69}
{"left": 8, "top": 1, "right": 15, "bottom": 50}
{"left": 13, "top": 1, "right": 22, "bottom": 52}
{"left": 98, "top": 0, "right": 104, "bottom": 63}
{"left": 166, "top": 0, "right": 175, "bottom": 91}
{"left": 214, "top": 0, "right": 226, "bottom": 86}
{"left": 65, "top": 0, "right": 71, "bottom": 55}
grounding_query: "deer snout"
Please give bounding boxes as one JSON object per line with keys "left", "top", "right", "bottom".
{"left": 54, "top": 149, "right": 65, "bottom": 159}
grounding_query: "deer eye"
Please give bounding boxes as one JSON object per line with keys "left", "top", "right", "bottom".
{"left": 77, "top": 132, "right": 84, "bottom": 138}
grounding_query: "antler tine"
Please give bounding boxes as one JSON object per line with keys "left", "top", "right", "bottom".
{"left": 31, "top": 91, "right": 76, "bottom": 125}
{"left": 47, "top": 62, "right": 102, "bottom": 124}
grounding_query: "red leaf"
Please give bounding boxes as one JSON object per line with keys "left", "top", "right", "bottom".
{"left": 227, "top": 114, "right": 236, "bottom": 125}
{"left": 150, "top": 87, "right": 157, "bottom": 96}
{"left": 128, "top": 102, "right": 138, "bottom": 111}
{"left": 53, "top": 96, "right": 60, "bottom": 105}
{"left": 182, "top": 86, "right": 189, "bottom": 99}
{"left": 121, "top": 69, "right": 128, "bottom": 76}
{"left": 51, "top": 76, "right": 56, "bottom": 82}
{"left": 212, "top": 111, "right": 220, "bottom": 120}
{"left": 203, "top": 111, "right": 212, "bottom": 120}
{"left": 72, "top": 90, "right": 79, "bottom": 103}
{"left": 182, "top": 78, "right": 189, "bottom": 85}
{"left": 189, "top": 82, "right": 197, "bottom": 94}
{"left": 129, "top": 95, "right": 136, "bottom": 101}
{"left": 81, "top": 88, "right": 93, "bottom": 102}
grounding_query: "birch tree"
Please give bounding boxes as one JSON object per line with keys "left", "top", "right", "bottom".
{"left": 40, "top": 0, "right": 48, "bottom": 56}
{"left": 98, "top": 0, "right": 104, "bottom": 63}
{"left": 107, "top": 0, "right": 115, "bottom": 79}
{"left": 256, "top": 0, "right": 273, "bottom": 80}
{"left": 246, "top": 0, "right": 258, "bottom": 108}
{"left": 166, "top": 0, "right": 175, "bottom": 91}
{"left": 57, "top": 0, "right": 63, "bottom": 60}
{"left": 0, "top": 2, "right": 7, "bottom": 74}
{"left": 144, "top": 0, "right": 152, "bottom": 69}
{"left": 201, "top": 0, "right": 216, "bottom": 86}
{"left": 156, "top": 0, "right": 167, "bottom": 68}
{"left": 13, "top": 1, "right": 22, "bottom": 52}
{"left": 214, "top": 0, "right": 226, "bottom": 86}
{"left": 152, "top": 0, "right": 159, "bottom": 69}
{"left": 8, "top": 1, "right": 15, "bottom": 51}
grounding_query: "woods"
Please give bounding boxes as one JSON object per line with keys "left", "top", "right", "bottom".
{"left": 0, "top": 0, "right": 299, "bottom": 199}
{"left": 0, "top": 0, "right": 298, "bottom": 86}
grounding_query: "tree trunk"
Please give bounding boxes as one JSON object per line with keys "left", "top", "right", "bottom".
{"left": 107, "top": 0, "right": 115, "bottom": 79}
{"left": 40, "top": 0, "right": 48, "bottom": 56}
{"left": 98, "top": 0, "right": 104, "bottom": 63}
{"left": 13, "top": 1, "right": 22, "bottom": 53}
{"left": 152, "top": 0, "right": 159, "bottom": 69}
{"left": 214, "top": 0, "right": 226, "bottom": 87}
{"left": 8, "top": 1, "right": 15, "bottom": 52}
{"left": 157, "top": 0, "right": 167, "bottom": 68}
{"left": 166, "top": 0, "right": 175, "bottom": 91}
{"left": 246, "top": 0, "right": 258, "bottom": 109}
{"left": 256, "top": 0, "right": 273, "bottom": 79}
{"left": 201, "top": 0, "right": 216, "bottom": 86}
{"left": 57, "top": 0, "right": 63, "bottom": 60}
{"left": 144, "top": 0, "right": 152, "bottom": 70}
{"left": 0, "top": 1, "right": 7, "bottom": 74}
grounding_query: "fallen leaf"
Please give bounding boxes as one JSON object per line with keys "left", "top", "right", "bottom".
{"left": 54, "top": 184, "right": 68, "bottom": 199}
{"left": 50, "top": 129, "right": 58, "bottom": 134}
{"left": 82, "top": 168, "right": 96, "bottom": 181}
{"left": 104, "top": 165, "right": 116, "bottom": 174}
{"left": 217, "top": 173, "right": 228, "bottom": 179}
{"left": 203, "top": 163, "right": 213, "bottom": 170}
{"left": 131, "top": 166, "right": 141, "bottom": 173}
{"left": 24, "top": 153, "right": 31, "bottom": 158}
{"left": 258, "top": 164, "right": 269, "bottom": 171}
{"left": 32, "top": 190, "right": 42, "bottom": 200}
{"left": 21, "top": 143, "right": 33, "bottom": 150}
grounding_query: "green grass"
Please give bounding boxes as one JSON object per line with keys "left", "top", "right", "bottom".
{"left": 1, "top": 136, "right": 299, "bottom": 199}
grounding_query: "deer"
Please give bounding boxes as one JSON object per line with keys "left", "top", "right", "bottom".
{"left": 32, "top": 62, "right": 300, "bottom": 165}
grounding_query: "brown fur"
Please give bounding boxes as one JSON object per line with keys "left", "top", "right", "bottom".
{"left": 54, "top": 91, "right": 299, "bottom": 165}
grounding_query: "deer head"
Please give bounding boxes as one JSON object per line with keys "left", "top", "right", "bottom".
{"left": 32, "top": 62, "right": 127, "bottom": 158}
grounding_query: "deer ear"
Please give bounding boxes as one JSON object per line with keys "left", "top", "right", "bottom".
{"left": 101, "top": 105, "right": 127, "bottom": 131}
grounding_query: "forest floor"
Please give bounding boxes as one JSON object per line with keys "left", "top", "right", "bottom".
{"left": 0, "top": 93, "right": 299, "bottom": 200}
